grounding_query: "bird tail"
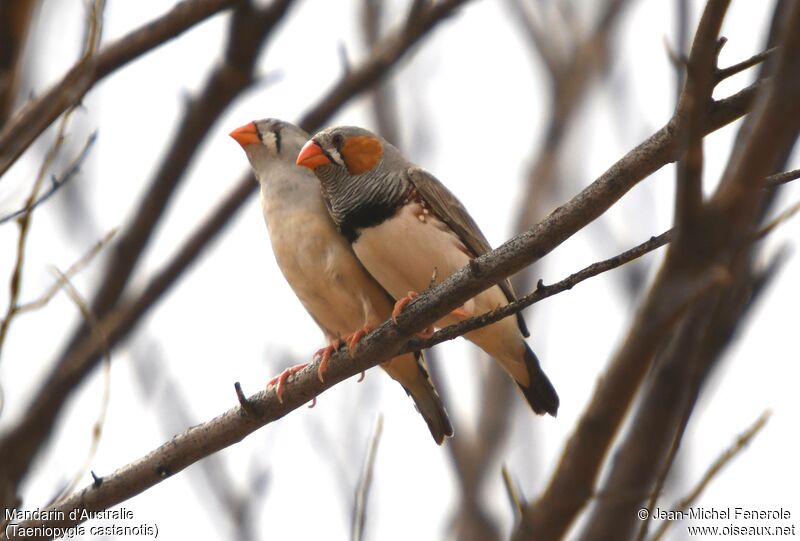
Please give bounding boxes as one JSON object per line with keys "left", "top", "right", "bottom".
{"left": 517, "top": 344, "right": 559, "bottom": 417}
{"left": 382, "top": 351, "right": 453, "bottom": 444}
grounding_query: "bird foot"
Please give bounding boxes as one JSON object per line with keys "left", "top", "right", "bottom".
{"left": 343, "top": 325, "right": 372, "bottom": 383}
{"left": 313, "top": 339, "right": 343, "bottom": 383}
{"left": 392, "top": 291, "right": 419, "bottom": 321}
{"left": 392, "top": 291, "right": 470, "bottom": 337}
{"left": 267, "top": 363, "right": 308, "bottom": 403}
{"left": 344, "top": 324, "right": 375, "bottom": 352}
{"left": 392, "top": 291, "right": 435, "bottom": 338}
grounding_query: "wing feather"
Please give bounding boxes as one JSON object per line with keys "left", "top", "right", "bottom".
{"left": 405, "top": 167, "right": 530, "bottom": 337}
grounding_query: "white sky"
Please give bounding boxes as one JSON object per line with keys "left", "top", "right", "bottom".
{"left": 0, "top": 1, "right": 798, "bottom": 540}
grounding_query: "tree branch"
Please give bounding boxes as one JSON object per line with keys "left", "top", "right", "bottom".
{"left": 409, "top": 230, "right": 672, "bottom": 352}
{"left": 0, "top": 132, "right": 97, "bottom": 226}
{"left": 673, "top": 0, "right": 729, "bottom": 249}
{"left": 648, "top": 411, "right": 770, "bottom": 541}
{"left": 764, "top": 167, "right": 800, "bottom": 187}
{"left": 513, "top": 1, "right": 780, "bottom": 537}
{"left": 298, "top": 0, "right": 472, "bottom": 130}
{"left": 0, "top": 0, "right": 38, "bottom": 126}
{"left": 0, "top": 0, "right": 239, "bottom": 178}
{"left": 0, "top": 0, "right": 480, "bottom": 512}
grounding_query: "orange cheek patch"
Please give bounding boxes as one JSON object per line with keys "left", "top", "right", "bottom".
{"left": 342, "top": 136, "right": 383, "bottom": 175}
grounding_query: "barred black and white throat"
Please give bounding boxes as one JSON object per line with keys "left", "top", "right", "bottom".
{"left": 310, "top": 126, "right": 411, "bottom": 243}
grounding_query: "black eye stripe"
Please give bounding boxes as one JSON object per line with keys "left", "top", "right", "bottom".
{"left": 312, "top": 137, "right": 338, "bottom": 165}
{"left": 273, "top": 127, "right": 282, "bottom": 153}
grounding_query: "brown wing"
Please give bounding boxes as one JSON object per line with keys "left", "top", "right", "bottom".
{"left": 405, "top": 167, "right": 530, "bottom": 337}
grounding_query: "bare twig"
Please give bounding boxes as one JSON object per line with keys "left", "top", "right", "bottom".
{"left": 674, "top": 0, "right": 690, "bottom": 100}
{"left": 0, "top": 132, "right": 97, "bottom": 226}
{"left": 546, "top": 3, "right": 800, "bottom": 539}
{"left": 764, "top": 167, "right": 800, "bottom": 187}
{"left": 13, "top": 229, "right": 116, "bottom": 316}
{"left": 505, "top": 0, "right": 562, "bottom": 77}
{"left": 410, "top": 230, "right": 672, "bottom": 351}
{"left": 351, "top": 415, "right": 384, "bottom": 541}
{"left": 47, "top": 269, "right": 111, "bottom": 506}
{"left": 0, "top": 0, "right": 105, "bottom": 360}
{"left": 673, "top": 0, "right": 729, "bottom": 248}
{"left": 0, "top": 0, "right": 38, "bottom": 126}
{"left": 716, "top": 46, "right": 777, "bottom": 82}
{"left": 360, "top": 0, "right": 401, "bottom": 146}
{"left": 508, "top": 0, "right": 633, "bottom": 291}
{"left": 131, "top": 345, "right": 264, "bottom": 540}
{"left": 754, "top": 199, "right": 800, "bottom": 240}
{"left": 648, "top": 412, "right": 770, "bottom": 541}
{"left": 298, "top": 0, "right": 472, "bottom": 129}
{"left": 501, "top": 465, "right": 525, "bottom": 519}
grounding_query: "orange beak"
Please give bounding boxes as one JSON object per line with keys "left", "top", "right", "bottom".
{"left": 296, "top": 140, "right": 331, "bottom": 170}
{"left": 229, "top": 122, "right": 260, "bottom": 148}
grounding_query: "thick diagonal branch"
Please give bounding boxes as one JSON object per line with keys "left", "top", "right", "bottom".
{"left": 0, "top": 0, "right": 478, "bottom": 512}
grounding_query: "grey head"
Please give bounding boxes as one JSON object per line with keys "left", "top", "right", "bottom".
{"left": 230, "top": 118, "right": 309, "bottom": 179}
{"left": 297, "top": 126, "right": 410, "bottom": 239}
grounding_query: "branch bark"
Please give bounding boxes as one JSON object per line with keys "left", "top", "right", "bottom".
{"left": 0, "top": 0, "right": 479, "bottom": 513}
{"left": 0, "top": 0, "right": 38, "bottom": 127}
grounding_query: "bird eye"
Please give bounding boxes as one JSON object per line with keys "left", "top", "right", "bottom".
{"left": 332, "top": 133, "right": 344, "bottom": 148}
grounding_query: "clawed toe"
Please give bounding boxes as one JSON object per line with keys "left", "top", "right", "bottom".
{"left": 345, "top": 324, "right": 375, "bottom": 352}
{"left": 392, "top": 291, "right": 419, "bottom": 322}
{"left": 392, "top": 291, "right": 434, "bottom": 338}
{"left": 314, "top": 339, "right": 342, "bottom": 383}
{"left": 267, "top": 363, "right": 308, "bottom": 403}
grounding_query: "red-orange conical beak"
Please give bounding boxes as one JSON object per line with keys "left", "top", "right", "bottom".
{"left": 296, "top": 140, "right": 331, "bottom": 170}
{"left": 229, "top": 122, "right": 260, "bottom": 148}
